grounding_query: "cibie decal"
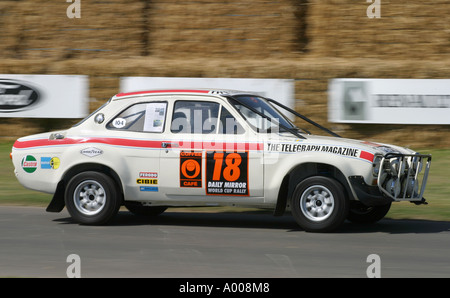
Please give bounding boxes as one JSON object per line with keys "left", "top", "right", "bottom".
{"left": 41, "top": 157, "right": 60, "bottom": 169}
{"left": 21, "top": 155, "right": 38, "bottom": 173}
{"left": 206, "top": 151, "right": 249, "bottom": 196}
{"left": 136, "top": 179, "right": 158, "bottom": 185}
{"left": 180, "top": 151, "right": 202, "bottom": 188}
{"left": 80, "top": 147, "right": 103, "bottom": 157}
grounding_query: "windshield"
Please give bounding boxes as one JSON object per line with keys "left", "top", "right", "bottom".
{"left": 228, "top": 95, "right": 297, "bottom": 133}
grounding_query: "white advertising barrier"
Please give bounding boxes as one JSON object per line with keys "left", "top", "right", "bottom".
{"left": 120, "top": 77, "right": 295, "bottom": 117}
{"left": 328, "top": 79, "right": 450, "bottom": 124}
{"left": 0, "top": 74, "right": 89, "bottom": 118}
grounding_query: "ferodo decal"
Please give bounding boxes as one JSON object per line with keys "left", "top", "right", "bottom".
{"left": 139, "top": 172, "right": 158, "bottom": 178}
{"left": 180, "top": 151, "right": 202, "bottom": 188}
{"left": 206, "top": 151, "right": 249, "bottom": 196}
{"left": 21, "top": 155, "right": 37, "bottom": 173}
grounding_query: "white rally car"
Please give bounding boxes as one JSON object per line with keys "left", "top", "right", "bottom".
{"left": 11, "top": 89, "right": 431, "bottom": 232}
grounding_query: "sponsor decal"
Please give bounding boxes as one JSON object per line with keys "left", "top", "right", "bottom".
{"left": 139, "top": 186, "right": 158, "bottom": 192}
{"left": 180, "top": 151, "right": 202, "bottom": 188}
{"left": 21, "top": 155, "right": 37, "bottom": 173}
{"left": 0, "top": 79, "right": 40, "bottom": 112}
{"left": 41, "top": 157, "right": 60, "bottom": 169}
{"left": 139, "top": 172, "right": 158, "bottom": 178}
{"left": 136, "top": 179, "right": 158, "bottom": 185}
{"left": 206, "top": 151, "right": 249, "bottom": 196}
{"left": 266, "top": 143, "right": 374, "bottom": 162}
{"left": 80, "top": 147, "right": 103, "bottom": 157}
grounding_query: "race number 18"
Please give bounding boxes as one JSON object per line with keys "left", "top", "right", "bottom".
{"left": 206, "top": 151, "right": 249, "bottom": 196}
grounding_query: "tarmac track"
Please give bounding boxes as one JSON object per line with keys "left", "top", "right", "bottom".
{"left": 1, "top": 206, "right": 449, "bottom": 278}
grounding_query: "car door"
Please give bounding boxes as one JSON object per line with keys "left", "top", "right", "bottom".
{"left": 105, "top": 100, "right": 169, "bottom": 201}
{"left": 157, "top": 96, "right": 264, "bottom": 203}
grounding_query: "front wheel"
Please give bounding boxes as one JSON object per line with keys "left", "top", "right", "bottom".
{"left": 64, "top": 171, "right": 122, "bottom": 225}
{"left": 291, "top": 176, "right": 349, "bottom": 232}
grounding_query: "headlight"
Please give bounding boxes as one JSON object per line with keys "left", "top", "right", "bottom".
{"left": 411, "top": 154, "right": 423, "bottom": 173}
{"left": 389, "top": 158, "right": 400, "bottom": 176}
{"left": 372, "top": 155, "right": 383, "bottom": 177}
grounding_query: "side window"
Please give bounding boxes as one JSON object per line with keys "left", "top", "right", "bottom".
{"left": 171, "top": 101, "right": 220, "bottom": 134}
{"left": 219, "top": 106, "right": 245, "bottom": 134}
{"left": 106, "top": 102, "right": 167, "bottom": 133}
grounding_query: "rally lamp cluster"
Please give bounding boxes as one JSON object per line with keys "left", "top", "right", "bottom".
{"left": 372, "top": 153, "right": 431, "bottom": 202}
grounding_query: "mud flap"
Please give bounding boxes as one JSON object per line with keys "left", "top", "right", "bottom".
{"left": 46, "top": 180, "right": 65, "bottom": 212}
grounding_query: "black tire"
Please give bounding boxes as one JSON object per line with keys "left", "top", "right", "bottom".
{"left": 64, "top": 171, "right": 122, "bottom": 225}
{"left": 347, "top": 201, "right": 391, "bottom": 224}
{"left": 291, "top": 176, "right": 349, "bottom": 232}
{"left": 124, "top": 202, "right": 167, "bottom": 216}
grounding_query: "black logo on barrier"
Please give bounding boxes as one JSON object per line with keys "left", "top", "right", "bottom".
{"left": 0, "top": 79, "right": 40, "bottom": 112}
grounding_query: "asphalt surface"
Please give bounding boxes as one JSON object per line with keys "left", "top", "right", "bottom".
{"left": 1, "top": 206, "right": 449, "bottom": 278}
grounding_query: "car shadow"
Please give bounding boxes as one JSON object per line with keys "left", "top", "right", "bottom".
{"left": 54, "top": 209, "right": 450, "bottom": 234}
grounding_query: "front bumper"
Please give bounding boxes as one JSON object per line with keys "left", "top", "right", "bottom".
{"left": 349, "top": 153, "right": 431, "bottom": 206}
{"left": 377, "top": 153, "right": 431, "bottom": 202}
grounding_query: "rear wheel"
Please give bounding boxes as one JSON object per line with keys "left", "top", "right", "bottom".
{"left": 65, "top": 171, "right": 121, "bottom": 225}
{"left": 291, "top": 176, "right": 349, "bottom": 232}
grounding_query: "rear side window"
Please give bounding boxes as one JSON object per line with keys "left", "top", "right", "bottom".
{"left": 107, "top": 102, "right": 167, "bottom": 133}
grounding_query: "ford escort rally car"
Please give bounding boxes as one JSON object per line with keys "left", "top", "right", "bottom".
{"left": 11, "top": 89, "right": 431, "bottom": 232}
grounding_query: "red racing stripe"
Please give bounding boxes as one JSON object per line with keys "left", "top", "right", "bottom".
{"left": 13, "top": 137, "right": 263, "bottom": 151}
{"left": 360, "top": 150, "right": 375, "bottom": 162}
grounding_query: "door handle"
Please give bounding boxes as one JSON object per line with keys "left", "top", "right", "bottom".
{"left": 161, "top": 142, "right": 178, "bottom": 148}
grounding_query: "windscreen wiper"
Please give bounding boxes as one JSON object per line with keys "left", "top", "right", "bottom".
{"left": 265, "top": 98, "right": 341, "bottom": 138}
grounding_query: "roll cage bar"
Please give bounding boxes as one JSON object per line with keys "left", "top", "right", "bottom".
{"left": 225, "top": 94, "right": 341, "bottom": 139}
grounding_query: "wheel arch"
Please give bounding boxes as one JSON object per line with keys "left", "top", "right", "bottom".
{"left": 274, "top": 162, "right": 354, "bottom": 216}
{"left": 46, "top": 162, "right": 124, "bottom": 212}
